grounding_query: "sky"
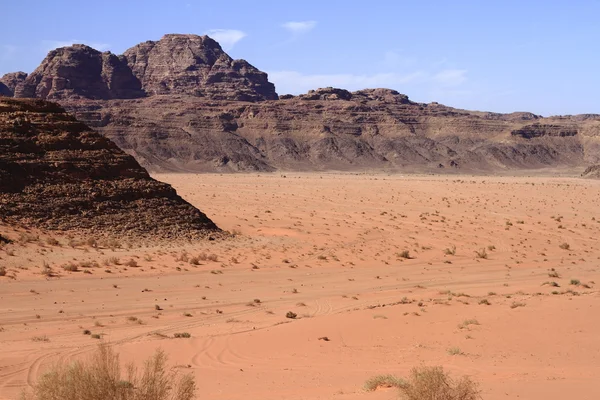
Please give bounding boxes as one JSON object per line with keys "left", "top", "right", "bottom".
{"left": 1, "top": 0, "right": 599, "bottom": 116}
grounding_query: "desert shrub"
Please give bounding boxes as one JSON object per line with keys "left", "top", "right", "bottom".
{"left": 63, "top": 263, "right": 79, "bottom": 272}
{"left": 0, "top": 266, "right": 6, "bottom": 276}
{"left": 474, "top": 248, "right": 487, "bottom": 259}
{"left": 45, "top": 237, "right": 60, "bottom": 246}
{"left": 559, "top": 242, "right": 570, "bottom": 250}
{"left": 397, "top": 250, "right": 411, "bottom": 259}
{"left": 364, "top": 374, "right": 406, "bottom": 391}
{"left": 20, "top": 344, "right": 195, "bottom": 400}
{"left": 173, "top": 332, "right": 191, "bottom": 338}
{"left": 400, "top": 366, "right": 480, "bottom": 400}
{"left": 443, "top": 245, "right": 456, "bottom": 256}
{"left": 125, "top": 259, "right": 138, "bottom": 268}
{"left": 570, "top": 279, "right": 581, "bottom": 286}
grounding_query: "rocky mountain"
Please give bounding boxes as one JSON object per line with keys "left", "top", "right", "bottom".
{"left": 3, "top": 34, "right": 599, "bottom": 173}
{"left": 0, "top": 97, "right": 219, "bottom": 238}
{"left": 582, "top": 164, "right": 600, "bottom": 178}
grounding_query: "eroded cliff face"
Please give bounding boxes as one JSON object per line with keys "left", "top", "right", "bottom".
{"left": 62, "top": 88, "right": 599, "bottom": 173}
{"left": 5, "top": 35, "right": 600, "bottom": 173}
{"left": 0, "top": 98, "right": 219, "bottom": 238}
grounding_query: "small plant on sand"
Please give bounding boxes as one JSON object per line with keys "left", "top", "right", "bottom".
{"left": 286, "top": 311, "right": 298, "bottom": 319}
{"left": 364, "top": 374, "right": 406, "bottom": 391}
{"left": 62, "top": 263, "right": 79, "bottom": 272}
{"left": 478, "top": 299, "right": 491, "bottom": 305}
{"left": 559, "top": 242, "right": 570, "bottom": 250}
{"left": 31, "top": 335, "right": 49, "bottom": 342}
{"left": 0, "top": 266, "right": 6, "bottom": 277}
{"left": 20, "top": 344, "right": 195, "bottom": 400}
{"left": 443, "top": 245, "right": 456, "bottom": 256}
{"left": 401, "top": 366, "right": 480, "bottom": 400}
{"left": 570, "top": 279, "right": 581, "bottom": 286}
{"left": 447, "top": 347, "right": 464, "bottom": 356}
{"left": 458, "top": 319, "right": 479, "bottom": 329}
{"left": 173, "top": 332, "right": 191, "bottom": 338}
{"left": 548, "top": 269, "right": 560, "bottom": 278}
{"left": 124, "top": 259, "right": 138, "bottom": 268}
{"left": 474, "top": 248, "right": 488, "bottom": 259}
{"left": 397, "top": 250, "right": 411, "bottom": 259}
{"left": 510, "top": 301, "right": 526, "bottom": 309}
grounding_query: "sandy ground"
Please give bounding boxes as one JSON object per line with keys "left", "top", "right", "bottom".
{"left": 1, "top": 173, "right": 600, "bottom": 400}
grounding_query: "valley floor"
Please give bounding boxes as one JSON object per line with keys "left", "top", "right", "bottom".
{"left": 1, "top": 173, "right": 600, "bottom": 399}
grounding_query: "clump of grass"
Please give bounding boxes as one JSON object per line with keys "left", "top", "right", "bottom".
{"left": 364, "top": 374, "right": 406, "bottom": 391}
{"left": 173, "top": 332, "right": 191, "bottom": 338}
{"left": 124, "top": 259, "right": 138, "bottom": 268}
{"left": 286, "top": 311, "right": 297, "bottom": 319}
{"left": 443, "top": 245, "right": 456, "bottom": 256}
{"left": 458, "top": 319, "right": 479, "bottom": 329}
{"left": 397, "top": 250, "right": 411, "bottom": 259}
{"left": 474, "top": 248, "right": 488, "bottom": 259}
{"left": 401, "top": 366, "right": 480, "bottom": 400}
{"left": 31, "top": 335, "right": 49, "bottom": 342}
{"left": 0, "top": 266, "right": 6, "bottom": 277}
{"left": 447, "top": 347, "right": 464, "bottom": 356}
{"left": 62, "top": 263, "right": 79, "bottom": 272}
{"left": 20, "top": 344, "right": 195, "bottom": 400}
{"left": 548, "top": 269, "right": 560, "bottom": 278}
{"left": 478, "top": 299, "right": 491, "bottom": 305}
{"left": 559, "top": 242, "right": 570, "bottom": 250}
{"left": 83, "top": 329, "right": 91, "bottom": 335}
{"left": 570, "top": 279, "right": 581, "bottom": 286}
{"left": 510, "top": 301, "right": 526, "bottom": 309}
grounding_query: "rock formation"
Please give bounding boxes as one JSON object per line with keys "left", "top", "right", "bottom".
{"left": 122, "top": 34, "right": 277, "bottom": 101}
{"left": 0, "top": 98, "right": 219, "bottom": 238}
{"left": 0, "top": 72, "right": 27, "bottom": 96}
{"left": 4, "top": 34, "right": 600, "bottom": 173}
{"left": 582, "top": 164, "right": 600, "bottom": 178}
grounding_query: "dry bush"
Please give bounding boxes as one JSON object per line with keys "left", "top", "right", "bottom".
{"left": 0, "top": 266, "right": 6, "bottom": 276}
{"left": 364, "top": 374, "right": 406, "bottom": 391}
{"left": 443, "top": 245, "right": 456, "bottom": 256}
{"left": 125, "top": 259, "right": 138, "bottom": 268}
{"left": 20, "top": 344, "right": 195, "bottom": 400}
{"left": 400, "top": 366, "right": 480, "bottom": 400}
{"left": 559, "top": 242, "right": 570, "bottom": 250}
{"left": 474, "top": 248, "right": 488, "bottom": 259}
{"left": 62, "top": 263, "right": 79, "bottom": 272}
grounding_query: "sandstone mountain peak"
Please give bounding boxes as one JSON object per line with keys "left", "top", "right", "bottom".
{"left": 122, "top": 33, "right": 277, "bottom": 100}
{"left": 0, "top": 97, "right": 219, "bottom": 238}
{"left": 10, "top": 34, "right": 277, "bottom": 102}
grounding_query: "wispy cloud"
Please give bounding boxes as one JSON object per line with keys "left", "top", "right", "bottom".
{"left": 281, "top": 20, "right": 317, "bottom": 35}
{"left": 268, "top": 70, "right": 428, "bottom": 95}
{"left": 432, "top": 69, "right": 467, "bottom": 87}
{"left": 205, "top": 29, "right": 247, "bottom": 50}
{"left": 41, "top": 40, "right": 111, "bottom": 53}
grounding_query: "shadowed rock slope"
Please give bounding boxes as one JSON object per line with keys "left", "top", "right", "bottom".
{"left": 0, "top": 98, "right": 219, "bottom": 238}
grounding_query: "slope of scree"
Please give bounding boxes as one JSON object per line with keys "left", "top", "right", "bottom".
{"left": 0, "top": 98, "right": 219, "bottom": 238}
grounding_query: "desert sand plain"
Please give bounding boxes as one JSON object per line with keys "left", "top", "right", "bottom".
{"left": 1, "top": 173, "right": 600, "bottom": 400}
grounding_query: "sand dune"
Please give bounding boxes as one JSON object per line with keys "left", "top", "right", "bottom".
{"left": 1, "top": 173, "right": 600, "bottom": 400}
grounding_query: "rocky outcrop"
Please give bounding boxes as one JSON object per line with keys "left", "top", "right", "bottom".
{"left": 0, "top": 98, "right": 219, "bottom": 238}
{"left": 121, "top": 34, "right": 277, "bottom": 101}
{"left": 582, "top": 164, "right": 600, "bottom": 178}
{"left": 62, "top": 89, "right": 595, "bottom": 173}
{"left": 0, "top": 72, "right": 27, "bottom": 96}
{"left": 16, "top": 45, "right": 144, "bottom": 100}
{"left": 10, "top": 34, "right": 277, "bottom": 102}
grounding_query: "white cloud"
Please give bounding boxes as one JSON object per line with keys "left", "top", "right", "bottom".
{"left": 268, "top": 70, "right": 428, "bottom": 95}
{"left": 205, "top": 29, "right": 247, "bottom": 50}
{"left": 281, "top": 20, "right": 317, "bottom": 35}
{"left": 432, "top": 69, "right": 468, "bottom": 87}
{"left": 41, "top": 40, "right": 111, "bottom": 53}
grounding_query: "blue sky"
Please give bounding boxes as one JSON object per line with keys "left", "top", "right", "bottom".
{"left": 1, "top": 0, "right": 598, "bottom": 116}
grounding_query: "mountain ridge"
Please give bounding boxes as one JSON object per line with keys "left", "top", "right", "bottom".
{"left": 2, "top": 34, "right": 599, "bottom": 173}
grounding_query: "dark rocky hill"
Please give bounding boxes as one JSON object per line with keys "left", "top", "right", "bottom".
{"left": 0, "top": 98, "right": 219, "bottom": 238}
